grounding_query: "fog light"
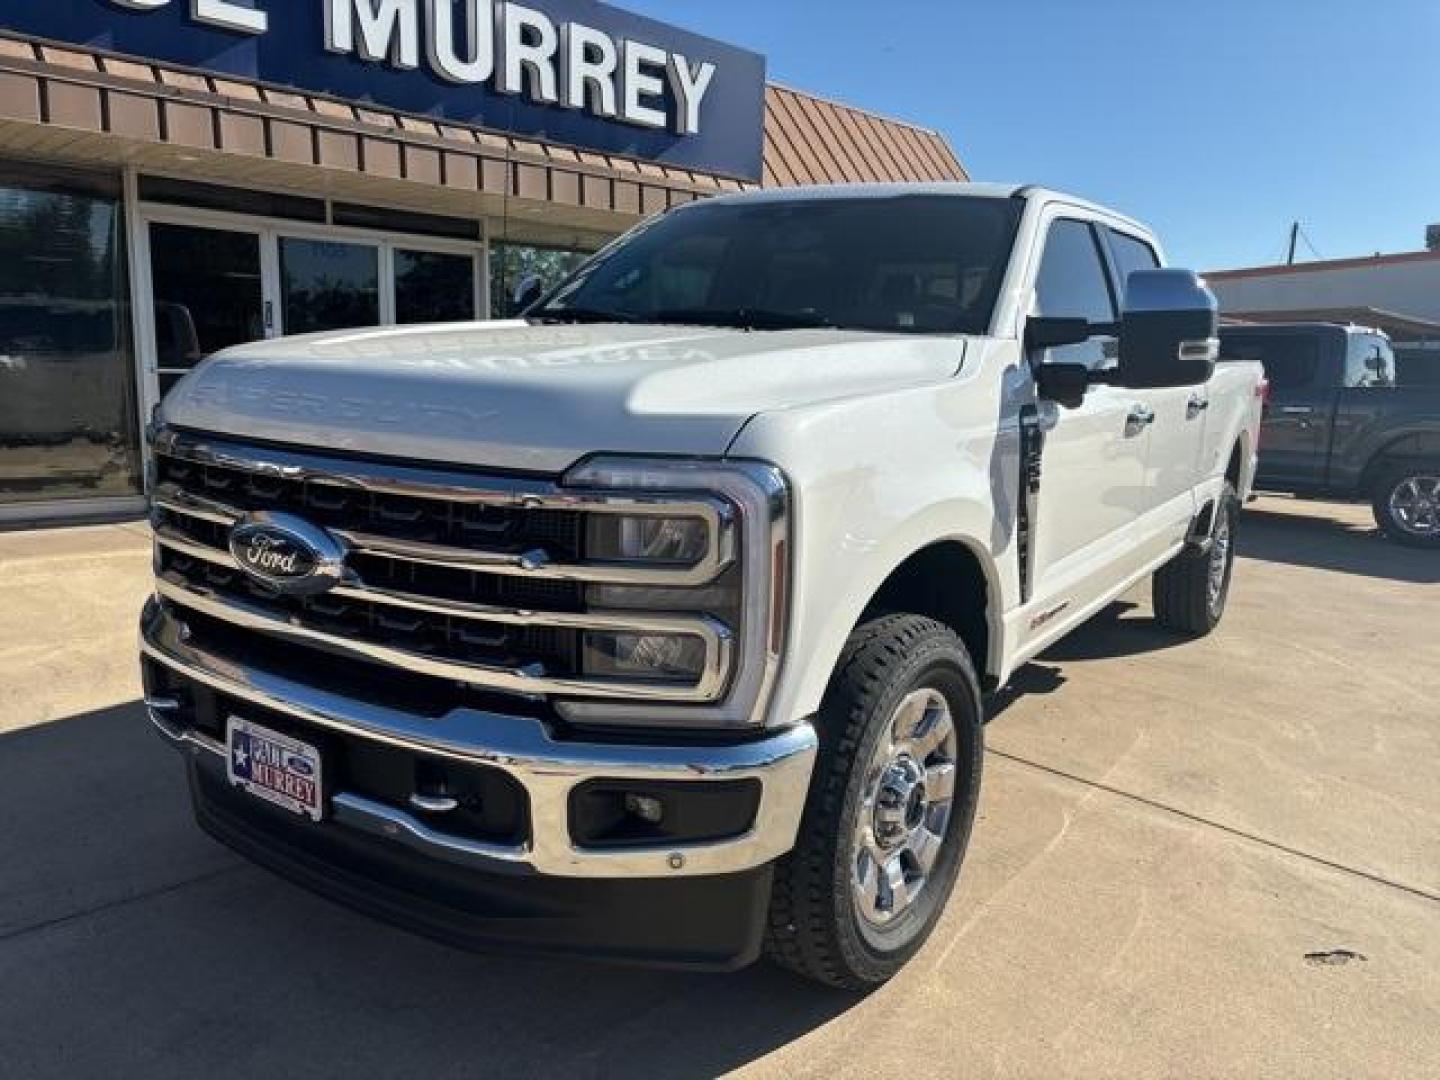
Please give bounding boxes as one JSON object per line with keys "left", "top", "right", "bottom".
{"left": 623, "top": 793, "right": 664, "bottom": 824}
{"left": 583, "top": 631, "right": 706, "bottom": 683}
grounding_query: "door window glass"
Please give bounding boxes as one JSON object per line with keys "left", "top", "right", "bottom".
{"left": 279, "top": 237, "right": 379, "bottom": 335}
{"left": 1107, "top": 230, "right": 1161, "bottom": 301}
{"left": 0, "top": 172, "right": 140, "bottom": 504}
{"left": 1219, "top": 332, "right": 1319, "bottom": 389}
{"left": 395, "top": 250, "right": 476, "bottom": 325}
{"left": 1034, "top": 219, "right": 1116, "bottom": 368}
{"left": 149, "top": 223, "right": 264, "bottom": 395}
{"left": 1345, "top": 333, "right": 1395, "bottom": 388}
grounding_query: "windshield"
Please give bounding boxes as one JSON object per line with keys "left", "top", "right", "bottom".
{"left": 530, "top": 195, "right": 1023, "bottom": 335}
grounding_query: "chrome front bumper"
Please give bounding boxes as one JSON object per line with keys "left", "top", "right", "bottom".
{"left": 141, "top": 598, "right": 817, "bottom": 880}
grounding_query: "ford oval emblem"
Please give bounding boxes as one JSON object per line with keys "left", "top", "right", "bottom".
{"left": 228, "top": 512, "right": 347, "bottom": 596}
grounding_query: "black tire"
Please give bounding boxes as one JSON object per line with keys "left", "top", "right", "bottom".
{"left": 764, "top": 614, "right": 984, "bottom": 990}
{"left": 1371, "top": 465, "right": 1440, "bottom": 548}
{"left": 1153, "top": 482, "right": 1239, "bottom": 636}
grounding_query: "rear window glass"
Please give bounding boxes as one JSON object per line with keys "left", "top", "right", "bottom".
{"left": 1220, "top": 332, "right": 1320, "bottom": 389}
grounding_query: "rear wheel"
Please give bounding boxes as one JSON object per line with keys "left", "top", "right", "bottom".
{"left": 765, "top": 615, "right": 983, "bottom": 990}
{"left": 1372, "top": 467, "right": 1440, "bottom": 548}
{"left": 1153, "top": 482, "right": 1239, "bottom": 636}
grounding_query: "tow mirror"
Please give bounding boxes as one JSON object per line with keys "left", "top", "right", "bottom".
{"left": 1025, "top": 316, "right": 1093, "bottom": 352}
{"left": 1116, "top": 269, "right": 1218, "bottom": 389}
{"left": 1035, "top": 363, "right": 1091, "bottom": 409}
{"left": 512, "top": 274, "right": 545, "bottom": 316}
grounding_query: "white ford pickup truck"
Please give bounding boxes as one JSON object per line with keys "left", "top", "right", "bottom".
{"left": 141, "top": 183, "right": 1263, "bottom": 988}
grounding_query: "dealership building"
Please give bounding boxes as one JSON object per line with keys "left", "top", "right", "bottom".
{"left": 0, "top": 1, "right": 966, "bottom": 525}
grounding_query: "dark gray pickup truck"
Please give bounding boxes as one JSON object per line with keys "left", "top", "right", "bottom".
{"left": 1220, "top": 323, "right": 1440, "bottom": 547}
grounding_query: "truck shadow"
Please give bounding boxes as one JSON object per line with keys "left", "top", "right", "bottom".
{"left": 985, "top": 601, "right": 1183, "bottom": 724}
{"left": 1239, "top": 503, "right": 1438, "bottom": 584}
{"left": 0, "top": 703, "right": 859, "bottom": 1079}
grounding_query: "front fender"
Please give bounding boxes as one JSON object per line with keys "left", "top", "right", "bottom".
{"left": 729, "top": 343, "right": 1022, "bottom": 727}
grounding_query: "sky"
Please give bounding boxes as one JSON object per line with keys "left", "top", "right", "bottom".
{"left": 618, "top": 0, "right": 1440, "bottom": 272}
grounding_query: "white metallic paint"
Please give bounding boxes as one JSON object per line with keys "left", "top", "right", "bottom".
{"left": 160, "top": 184, "right": 1265, "bottom": 737}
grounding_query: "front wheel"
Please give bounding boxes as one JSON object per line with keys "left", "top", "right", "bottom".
{"left": 1372, "top": 467, "right": 1440, "bottom": 548}
{"left": 765, "top": 615, "right": 984, "bottom": 990}
{"left": 1153, "top": 482, "right": 1239, "bottom": 636}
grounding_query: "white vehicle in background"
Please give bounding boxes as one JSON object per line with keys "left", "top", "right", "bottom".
{"left": 141, "top": 183, "right": 1264, "bottom": 988}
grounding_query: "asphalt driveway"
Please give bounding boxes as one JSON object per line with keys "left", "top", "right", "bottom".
{"left": 1, "top": 497, "right": 1437, "bottom": 1078}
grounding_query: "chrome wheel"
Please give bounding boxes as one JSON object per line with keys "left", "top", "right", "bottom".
{"left": 1387, "top": 474, "right": 1440, "bottom": 539}
{"left": 1207, "top": 509, "right": 1232, "bottom": 609}
{"left": 851, "top": 688, "right": 958, "bottom": 930}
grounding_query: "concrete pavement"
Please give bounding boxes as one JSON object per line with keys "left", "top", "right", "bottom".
{"left": 1, "top": 496, "right": 1437, "bottom": 1078}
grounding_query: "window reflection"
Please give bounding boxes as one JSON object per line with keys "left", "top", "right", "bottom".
{"left": 489, "top": 243, "right": 589, "bottom": 318}
{"left": 0, "top": 171, "right": 140, "bottom": 505}
{"left": 395, "top": 249, "right": 476, "bottom": 324}
{"left": 280, "top": 237, "right": 379, "bottom": 335}
{"left": 150, "top": 222, "right": 264, "bottom": 396}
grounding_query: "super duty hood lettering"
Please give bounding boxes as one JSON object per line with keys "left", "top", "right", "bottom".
{"left": 162, "top": 323, "right": 963, "bottom": 472}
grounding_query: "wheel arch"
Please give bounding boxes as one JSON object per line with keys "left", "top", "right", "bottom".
{"left": 1359, "top": 430, "right": 1440, "bottom": 494}
{"left": 854, "top": 538, "right": 1000, "bottom": 690}
{"left": 1226, "top": 433, "right": 1247, "bottom": 490}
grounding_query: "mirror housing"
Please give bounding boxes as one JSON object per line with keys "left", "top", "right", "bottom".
{"left": 1115, "top": 269, "right": 1219, "bottom": 389}
{"left": 1025, "top": 316, "right": 1094, "bottom": 352}
{"left": 1035, "top": 363, "right": 1091, "bottom": 409}
{"left": 512, "top": 274, "right": 545, "bottom": 316}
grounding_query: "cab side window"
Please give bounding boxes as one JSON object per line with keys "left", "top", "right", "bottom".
{"left": 1346, "top": 333, "right": 1395, "bottom": 388}
{"left": 1034, "top": 218, "right": 1116, "bottom": 369}
{"left": 1219, "top": 333, "right": 1319, "bottom": 390}
{"left": 1107, "top": 230, "right": 1161, "bottom": 302}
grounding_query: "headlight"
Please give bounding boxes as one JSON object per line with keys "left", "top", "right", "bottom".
{"left": 561, "top": 456, "right": 790, "bottom": 730}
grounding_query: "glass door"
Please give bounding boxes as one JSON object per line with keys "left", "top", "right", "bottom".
{"left": 136, "top": 207, "right": 484, "bottom": 415}
{"left": 278, "top": 236, "right": 380, "bottom": 335}
{"left": 147, "top": 221, "right": 266, "bottom": 395}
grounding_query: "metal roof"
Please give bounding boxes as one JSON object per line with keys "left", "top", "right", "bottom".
{"left": 762, "top": 84, "right": 968, "bottom": 187}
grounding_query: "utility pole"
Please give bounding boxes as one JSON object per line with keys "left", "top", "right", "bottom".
{"left": 1287, "top": 221, "right": 1300, "bottom": 265}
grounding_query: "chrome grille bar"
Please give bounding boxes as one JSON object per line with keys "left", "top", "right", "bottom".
{"left": 156, "top": 577, "right": 730, "bottom": 702}
{"left": 152, "top": 480, "right": 734, "bottom": 587}
{"left": 154, "top": 523, "right": 730, "bottom": 650}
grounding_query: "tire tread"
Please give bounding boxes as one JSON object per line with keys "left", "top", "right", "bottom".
{"left": 764, "top": 614, "right": 981, "bottom": 990}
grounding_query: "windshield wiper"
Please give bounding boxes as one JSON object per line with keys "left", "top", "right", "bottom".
{"left": 527, "top": 307, "right": 636, "bottom": 325}
{"left": 650, "top": 308, "right": 838, "bottom": 331}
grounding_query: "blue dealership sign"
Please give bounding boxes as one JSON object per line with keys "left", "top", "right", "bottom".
{"left": 0, "top": 0, "right": 766, "bottom": 179}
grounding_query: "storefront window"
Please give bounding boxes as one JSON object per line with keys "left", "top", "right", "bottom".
{"left": 280, "top": 237, "right": 379, "bottom": 335}
{"left": 489, "top": 243, "right": 590, "bottom": 318}
{"left": 0, "top": 166, "right": 140, "bottom": 506}
{"left": 395, "top": 250, "right": 477, "bottom": 324}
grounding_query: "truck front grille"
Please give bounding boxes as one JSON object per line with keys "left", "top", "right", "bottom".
{"left": 149, "top": 430, "right": 734, "bottom": 705}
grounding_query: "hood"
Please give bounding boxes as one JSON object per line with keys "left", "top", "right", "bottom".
{"left": 161, "top": 322, "right": 965, "bottom": 473}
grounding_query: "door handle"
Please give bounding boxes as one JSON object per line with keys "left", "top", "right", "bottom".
{"left": 1186, "top": 394, "right": 1210, "bottom": 419}
{"left": 1125, "top": 404, "right": 1155, "bottom": 435}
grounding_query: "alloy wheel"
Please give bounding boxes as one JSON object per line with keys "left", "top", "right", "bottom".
{"left": 1388, "top": 474, "right": 1440, "bottom": 539}
{"left": 851, "top": 688, "right": 958, "bottom": 931}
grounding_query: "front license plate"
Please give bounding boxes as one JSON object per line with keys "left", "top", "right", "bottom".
{"left": 226, "top": 717, "right": 324, "bottom": 822}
